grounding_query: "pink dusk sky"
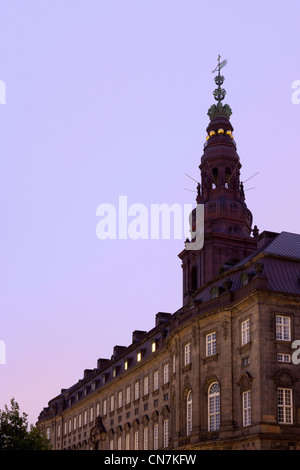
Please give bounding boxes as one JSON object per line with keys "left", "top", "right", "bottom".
{"left": 0, "top": 0, "right": 299, "bottom": 426}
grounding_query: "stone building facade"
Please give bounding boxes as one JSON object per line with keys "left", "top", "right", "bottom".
{"left": 37, "top": 61, "right": 300, "bottom": 450}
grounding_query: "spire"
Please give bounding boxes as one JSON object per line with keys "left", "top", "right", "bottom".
{"left": 178, "top": 56, "right": 258, "bottom": 306}
{"left": 207, "top": 55, "right": 232, "bottom": 121}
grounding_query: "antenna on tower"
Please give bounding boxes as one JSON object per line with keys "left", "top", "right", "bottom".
{"left": 243, "top": 172, "right": 259, "bottom": 184}
{"left": 183, "top": 173, "right": 200, "bottom": 195}
{"left": 183, "top": 188, "right": 197, "bottom": 193}
{"left": 185, "top": 173, "right": 200, "bottom": 184}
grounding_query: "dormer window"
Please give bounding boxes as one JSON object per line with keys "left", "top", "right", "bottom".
{"left": 241, "top": 272, "right": 249, "bottom": 286}
{"left": 210, "top": 286, "right": 219, "bottom": 299}
{"left": 137, "top": 349, "right": 142, "bottom": 362}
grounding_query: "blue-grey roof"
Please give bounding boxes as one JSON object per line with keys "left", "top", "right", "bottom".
{"left": 264, "top": 231, "right": 300, "bottom": 259}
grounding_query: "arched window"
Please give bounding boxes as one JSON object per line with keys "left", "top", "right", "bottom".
{"left": 212, "top": 167, "right": 218, "bottom": 187}
{"left": 208, "top": 382, "right": 220, "bottom": 431}
{"left": 187, "top": 390, "right": 193, "bottom": 436}
{"left": 225, "top": 167, "right": 231, "bottom": 188}
{"left": 191, "top": 266, "right": 197, "bottom": 291}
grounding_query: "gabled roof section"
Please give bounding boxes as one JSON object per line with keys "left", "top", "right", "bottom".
{"left": 190, "top": 231, "right": 300, "bottom": 305}
{"left": 264, "top": 231, "right": 300, "bottom": 259}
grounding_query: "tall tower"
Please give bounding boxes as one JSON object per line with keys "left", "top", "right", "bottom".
{"left": 179, "top": 56, "right": 258, "bottom": 306}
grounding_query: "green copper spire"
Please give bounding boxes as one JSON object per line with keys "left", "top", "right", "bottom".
{"left": 207, "top": 55, "right": 232, "bottom": 120}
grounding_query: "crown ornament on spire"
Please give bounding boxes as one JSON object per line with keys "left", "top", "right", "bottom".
{"left": 207, "top": 55, "right": 232, "bottom": 120}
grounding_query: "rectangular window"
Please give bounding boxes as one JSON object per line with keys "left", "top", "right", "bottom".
{"left": 103, "top": 399, "right": 107, "bottom": 416}
{"left": 64, "top": 422, "right": 67, "bottom": 436}
{"left": 242, "top": 390, "right": 251, "bottom": 426}
{"left": 84, "top": 410, "right": 87, "bottom": 426}
{"left": 96, "top": 403, "right": 100, "bottom": 417}
{"left": 118, "top": 436, "right": 122, "bottom": 450}
{"left": 126, "top": 433, "right": 130, "bottom": 450}
{"left": 154, "top": 370, "right": 159, "bottom": 391}
{"left": 90, "top": 406, "right": 94, "bottom": 422}
{"left": 153, "top": 423, "right": 159, "bottom": 450}
{"left": 242, "top": 357, "right": 250, "bottom": 367}
{"left": 110, "top": 395, "right": 115, "bottom": 412}
{"left": 184, "top": 342, "right": 191, "bottom": 365}
{"left": 73, "top": 416, "right": 77, "bottom": 431}
{"left": 134, "top": 430, "right": 139, "bottom": 450}
{"left": 144, "top": 376, "right": 149, "bottom": 396}
{"left": 276, "top": 315, "right": 291, "bottom": 341}
{"left": 126, "top": 386, "right": 131, "bottom": 405}
{"left": 68, "top": 418, "right": 72, "bottom": 433}
{"left": 278, "top": 388, "right": 293, "bottom": 424}
{"left": 134, "top": 381, "right": 140, "bottom": 400}
{"left": 163, "top": 419, "right": 169, "bottom": 448}
{"left": 206, "top": 332, "right": 216, "bottom": 356}
{"left": 110, "top": 439, "right": 113, "bottom": 450}
{"left": 118, "top": 390, "right": 123, "bottom": 409}
{"left": 46, "top": 427, "right": 51, "bottom": 440}
{"left": 241, "top": 319, "right": 250, "bottom": 345}
{"left": 163, "top": 363, "right": 169, "bottom": 385}
{"left": 143, "top": 427, "right": 148, "bottom": 450}
{"left": 152, "top": 340, "right": 156, "bottom": 353}
{"left": 78, "top": 413, "right": 82, "bottom": 428}
{"left": 277, "top": 353, "right": 291, "bottom": 363}
{"left": 57, "top": 423, "right": 61, "bottom": 438}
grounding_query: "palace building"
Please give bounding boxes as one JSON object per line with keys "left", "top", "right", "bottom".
{"left": 37, "top": 60, "right": 300, "bottom": 450}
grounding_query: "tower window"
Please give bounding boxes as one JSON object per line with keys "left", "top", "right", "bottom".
{"left": 225, "top": 167, "right": 231, "bottom": 187}
{"left": 212, "top": 167, "right": 218, "bottom": 187}
{"left": 191, "top": 265, "right": 197, "bottom": 291}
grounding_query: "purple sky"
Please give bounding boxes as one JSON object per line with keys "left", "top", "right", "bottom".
{"left": 0, "top": 0, "right": 299, "bottom": 426}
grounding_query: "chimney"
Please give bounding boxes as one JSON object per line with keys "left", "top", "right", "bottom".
{"left": 257, "top": 231, "right": 279, "bottom": 249}
{"left": 113, "top": 345, "right": 127, "bottom": 358}
{"left": 132, "top": 330, "right": 147, "bottom": 344}
{"left": 155, "top": 312, "right": 171, "bottom": 327}
{"left": 97, "top": 358, "right": 110, "bottom": 370}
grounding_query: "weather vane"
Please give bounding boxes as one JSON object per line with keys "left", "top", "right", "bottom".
{"left": 207, "top": 55, "right": 232, "bottom": 120}
{"left": 211, "top": 54, "right": 227, "bottom": 74}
